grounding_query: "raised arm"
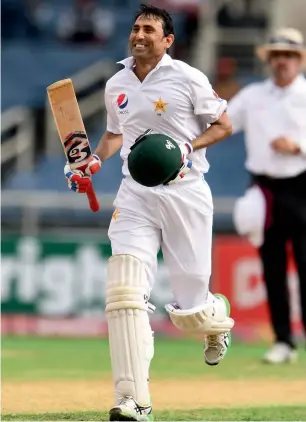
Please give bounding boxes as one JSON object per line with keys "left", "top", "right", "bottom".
{"left": 95, "top": 131, "right": 123, "bottom": 162}
{"left": 96, "top": 81, "right": 123, "bottom": 162}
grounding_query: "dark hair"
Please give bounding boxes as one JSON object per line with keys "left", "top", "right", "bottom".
{"left": 134, "top": 3, "right": 175, "bottom": 37}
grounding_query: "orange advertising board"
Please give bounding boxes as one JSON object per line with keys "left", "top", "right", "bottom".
{"left": 212, "top": 236, "right": 303, "bottom": 341}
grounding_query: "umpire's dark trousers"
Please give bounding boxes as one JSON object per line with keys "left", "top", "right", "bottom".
{"left": 252, "top": 170, "right": 306, "bottom": 348}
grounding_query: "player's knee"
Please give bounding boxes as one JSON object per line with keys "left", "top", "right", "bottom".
{"left": 172, "top": 272, "right": 211, "bottom": 309}
{"left": 165, "top": 302, "right": 234, "bottom": 335}
{"left": 105, "top": 255, "right": 154, "bottom": 405}
{"left": 105, "top": 254, "right": 150, "bottom": 312}
{"left": 174, "top": 271, "right": 211, "bottom": 287}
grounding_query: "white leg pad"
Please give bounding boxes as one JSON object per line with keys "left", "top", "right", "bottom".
{"left": 106, "top": 254, "right": 154, "bottom": 407}
{"left": 165, "top": 302, "right": 235, "bottom": 335}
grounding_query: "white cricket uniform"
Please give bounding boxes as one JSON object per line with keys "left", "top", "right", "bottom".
{"left": 105, "top": 53, "right": 227, "bottom": 309}
{"left": 227, "top": 74, "right": 306, "bottom": 177}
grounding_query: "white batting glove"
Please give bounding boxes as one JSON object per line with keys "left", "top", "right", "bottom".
{"left": 168, "top": 142, "right": 193, "bottom": 185}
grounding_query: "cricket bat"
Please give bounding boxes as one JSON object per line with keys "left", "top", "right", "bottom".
{"left": 47, "top": 78, "right": 100, "bottom": 212}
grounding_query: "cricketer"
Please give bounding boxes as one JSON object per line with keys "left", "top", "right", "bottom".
{"left": 64, "top": 4, "right": 234, "bottom": 421}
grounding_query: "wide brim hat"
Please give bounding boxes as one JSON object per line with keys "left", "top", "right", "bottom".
{"left": 255, "top": 27, "right": 306, "bottom": 67}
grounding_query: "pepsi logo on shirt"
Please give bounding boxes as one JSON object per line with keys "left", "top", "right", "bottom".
{"left": 117, "top": 94, "right": 129, "bottom": 114}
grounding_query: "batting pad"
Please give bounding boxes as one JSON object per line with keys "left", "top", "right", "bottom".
{"left": 165, "top": 302, "right": 234, "bottom": 335}
{"left": 106, "top": 254, "right": 154, "bottom": 407}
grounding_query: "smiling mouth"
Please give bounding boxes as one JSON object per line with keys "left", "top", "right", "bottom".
{"left": 133, "top": 44, "right": 147, "bottom": 49}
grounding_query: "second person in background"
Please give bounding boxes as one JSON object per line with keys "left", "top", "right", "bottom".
{"left": 229, "top": 28, "right": 306, "bottom": 364}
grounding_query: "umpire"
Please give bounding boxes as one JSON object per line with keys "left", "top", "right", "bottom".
{"left": 228, "top": 28, "right": 306, "bottom": 363}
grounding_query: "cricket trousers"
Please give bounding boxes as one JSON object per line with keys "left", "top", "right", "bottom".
{"left": 253, "top": 170, "right": 306, "bottom": 347}
{"left": 108, "top": 175, "right": 215, "bottom": 310}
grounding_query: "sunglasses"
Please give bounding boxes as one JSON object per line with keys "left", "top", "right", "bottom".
{"left": 269, "top": 51, "right": 301, "bottom": 59}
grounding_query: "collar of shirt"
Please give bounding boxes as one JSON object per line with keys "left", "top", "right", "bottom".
{"left": 116, "top": 53, "right": 174, "bottom": 71}
{"left": 265, "top": 74, "right": 306, "bottom": 95}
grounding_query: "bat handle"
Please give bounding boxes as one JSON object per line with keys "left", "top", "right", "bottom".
{"left": 86, "top": 182, "right": 100, "bottom": 212}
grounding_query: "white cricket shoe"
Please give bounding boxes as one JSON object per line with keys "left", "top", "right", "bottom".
{"left": 204, "top": 294, "right": 232, "bottom": 366}
{"left": 109, "top": 396, "right": 153, "bottom": 421}
{"left": 262, "top": 342, "right": 298, "bottom": 364}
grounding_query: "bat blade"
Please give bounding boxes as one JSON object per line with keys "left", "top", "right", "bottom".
{"left": 47, "top": 79, "right": 100, "bottom": 212}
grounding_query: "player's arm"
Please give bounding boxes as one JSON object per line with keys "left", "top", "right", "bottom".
{"left": 192, "top": 112, "right": 232, "bottom": 151}
{"left": 95, "top": 83, "right": 123, "bottom": 162}
{"left": 188, "top": 69, "right": 233, "bottom": 151}
{"left": 94, "top": 131, "right": 123, "bottom": 162}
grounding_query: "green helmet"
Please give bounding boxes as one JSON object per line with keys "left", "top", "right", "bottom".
{"left": 128, "top": 130, "right": 182, "bottom": 187}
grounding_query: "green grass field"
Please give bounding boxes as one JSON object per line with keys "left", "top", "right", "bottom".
{"left": 2, "top": 336, "right": 306, "bottom": 421}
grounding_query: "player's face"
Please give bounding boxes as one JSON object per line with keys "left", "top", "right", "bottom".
{"left": 269, "top": 51, "right": 302, "bottom": 82}
{"left": 129, "top": 15, "right": 174, "bottom": 60}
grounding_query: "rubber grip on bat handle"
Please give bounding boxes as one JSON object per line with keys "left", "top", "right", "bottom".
{"left": 86, "top": 183, "right": 100, "bottom": 212}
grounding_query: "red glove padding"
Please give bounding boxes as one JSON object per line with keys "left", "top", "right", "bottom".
{"left": 84, "top": 155, "right": 102, "bottom": 176}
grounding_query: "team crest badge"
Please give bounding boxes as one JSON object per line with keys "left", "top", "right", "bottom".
{"left": 153, "top": 97, "right": 168, "bottom": 115}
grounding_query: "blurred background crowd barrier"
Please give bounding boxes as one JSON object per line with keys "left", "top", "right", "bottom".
{"left": 1, "top": 0, "right": 305, "bottom": 341}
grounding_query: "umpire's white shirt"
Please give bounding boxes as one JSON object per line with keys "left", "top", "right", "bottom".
{"left": 104, "top": 53, "right": 227, "bottom": 179}
{"left": 228, "top": 74, "right": 306, "bottom": 178}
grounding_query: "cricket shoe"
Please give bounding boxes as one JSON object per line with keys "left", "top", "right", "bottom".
{"left": 204, "top": 294, "right": 232, "bottom": 366}
{"left": 109, "top": 396, "right": 153, "bottom": 421}
{"left": 262, "top": 342, "right": 298, "bottom": 364}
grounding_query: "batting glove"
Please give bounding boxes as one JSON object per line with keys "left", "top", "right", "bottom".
{"left": 84, "top": 154, "right": 102, "bottom": 176}
{"left": 167, "top": 142, "right": 193, "bottom": 185}
{"left": 64, "top": 154, "right": 101, "bottom": 193}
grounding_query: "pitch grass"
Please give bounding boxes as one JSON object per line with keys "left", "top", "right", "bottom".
{"left": 2, "top": 337, "right": 306, "bottom": 421}
{"left": 2, "top": 336, "right": 306, "bottom": 381}
{"left": 2, "top": 406, "right": 306, "bottom": 421}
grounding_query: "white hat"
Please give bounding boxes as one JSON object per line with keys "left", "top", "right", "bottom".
{"left": 233, "top": 186, "right": 266, "bottom": 247}
{"left": 255, "top": 28, "right": 306, "bottom": 67}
